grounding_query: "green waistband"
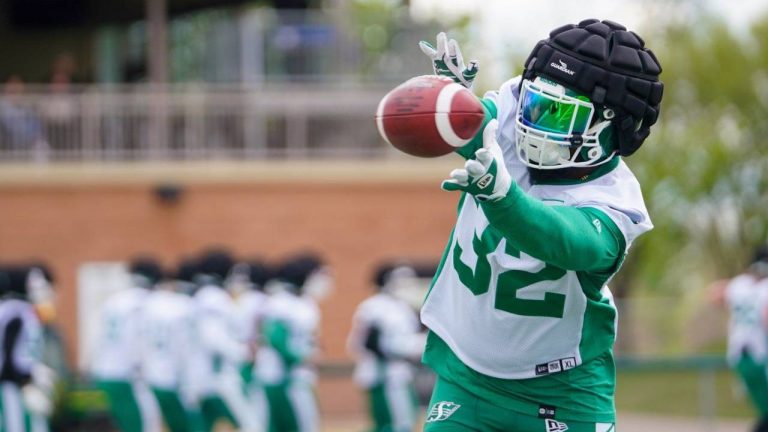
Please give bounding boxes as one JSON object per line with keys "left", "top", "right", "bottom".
{"left": 422, "top": 331, "right": 616, "bottom": 423}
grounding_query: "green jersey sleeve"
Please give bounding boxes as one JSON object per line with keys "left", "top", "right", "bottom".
{"left": 480, "top": 186, "right": 626, "bottom": 273}
{"left": 455, "top": 97, "right": 498, "bottom": 160}
{"left": 263, "top": 320, "right": 301, "bottom": 366}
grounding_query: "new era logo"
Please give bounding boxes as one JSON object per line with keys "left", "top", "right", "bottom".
{"left": 477, "top": 173, "right": 494, "bottom": 189}
{"left": 546, "top": 419, "right": 569, "bottom": 432}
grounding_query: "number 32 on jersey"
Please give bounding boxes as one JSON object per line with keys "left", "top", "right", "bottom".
{"left": 452, "top": 200, "right": 567, "bottom": 319}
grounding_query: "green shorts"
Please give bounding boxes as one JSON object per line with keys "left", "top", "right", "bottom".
{"left": 424, "top": 376, "right": 615, "bottom": 432}
{"left": 368, "top": 381, "right": 417, "bottom": 432}
{"left": 734, "top": 351, "right": 768, "bottom": 417}
{"left": 96, "top": 380, "right": 143, "bottom": 432}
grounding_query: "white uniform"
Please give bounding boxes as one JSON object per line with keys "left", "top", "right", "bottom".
{"left": 0, "top": 298, "right": 43, "bottom": 432}
{"left": 421, "top": 77, "right": 653, "bottom": 379}
{"left": 235, "top": 290, "right": 269, "bottom": 427}
{"left": 91, "top": 287, "right": 148, "bottom": 381}
{"left": 725, "top": 274, "right": 768, "bottom": 365}
{"left": 236, "top": 289, "right": 269, "bottom": 352}
{"left": 349, "top": 293, "right": 423, "bottom": 430}
{"left": 141, "top": 290, "right": 197, "bottom": 398}
{"left": 91, "top": 287, "right": 161, "bottom": 432}
{"left": 257, "top": 289, "right": 319, "bottom": 432}
{"left": 193, "top": 285, "right": 261, "bottom": 431}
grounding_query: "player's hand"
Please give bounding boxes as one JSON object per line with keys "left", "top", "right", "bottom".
{"left": 419, "top": 32, "right": 479, "bottom": 89}
{"left": 442, "top": 120, "right": 511, "bottom": 202}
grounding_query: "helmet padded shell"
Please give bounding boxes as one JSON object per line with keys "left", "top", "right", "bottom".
{"left": 523, "top": 19, "right": 664, "bottom": 157}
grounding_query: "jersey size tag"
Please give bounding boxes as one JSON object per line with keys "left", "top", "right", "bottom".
{"left": 538, "top": 404, "right": 557, "bottom": 419}
{"left": 535, "top": 357, "right": 577, "bottom": 376}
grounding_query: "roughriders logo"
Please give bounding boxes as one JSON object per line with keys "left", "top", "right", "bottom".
{"left": 425, "top": 401, "right": 461, "bottom": 422}
{"left": 550, "top": 59, "right": 575, "bottom": 76}
{"left": 545, "top": 419, "right": 569, "bottom": 431}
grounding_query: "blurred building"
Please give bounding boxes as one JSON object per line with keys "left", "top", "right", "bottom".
{"left": 0, "top": 0, "right": 438, "bottom": 162}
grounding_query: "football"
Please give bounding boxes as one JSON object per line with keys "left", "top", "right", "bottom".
{"left": 375, "top": 75, "right": 485, "bottom": 157}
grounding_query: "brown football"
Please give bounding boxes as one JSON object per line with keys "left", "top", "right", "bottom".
{"left": 375, "top": 75, "right": 485, "bottom": 157}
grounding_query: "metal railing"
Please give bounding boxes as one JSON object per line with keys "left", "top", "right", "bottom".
{"left": 0, "top": 84, "right": 399, "bottom": 162}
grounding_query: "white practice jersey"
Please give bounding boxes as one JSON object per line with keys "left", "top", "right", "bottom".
{"left": 257, "top": 289, "right": 319, "bottom": 385}
{"left": 192, "top": 285, "right": 247, "bottom": 396}
{"left": 725, "top": 274, "right": 768, "bottom": 364}
{"left": 141, "top": 290, "right": 197, "bottom": 391}
{"left": 0, "top": 299, "right": 42, "bottom": 383}
{"left": 420, "top": 76, "right": 653, "bottom": 379}
{"left": 236, "top": 290, "right": 269, "bottom": 347}
{"left": 90, "top": 287, "right": 148, "bottom": 380}
{"left": 348, "top": 293, "right": 423, "bottom": 388}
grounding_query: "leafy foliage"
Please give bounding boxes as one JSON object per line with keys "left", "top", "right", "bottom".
{"left": 614, "top": 14, "right": 768, "bottom": 301}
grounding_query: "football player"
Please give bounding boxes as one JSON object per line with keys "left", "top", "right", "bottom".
{"left": 192, "top": 249, "right": 262, "bottom": 432}
{"left": 711, "top": 245, "right": 768, "bottom": 432}
{"left": 142, "top": 266, "right": 205, "bottom": 432}
{"left": 417, "top": 20, "right": 663, "bottom": 431}
{"left": 90, "top": 257, "right": 163, "bottom": 432}
{"left": 257, "top": 252, "right": 332, "bottom": 432}
{"left": 0, "top": 265, "right": 55, "bottom": 432}
{"left": 227, "top": 259, "right": 273, "bottom": 430}
{"left": 348, "top": 263, "right": 424, "bottom": 432}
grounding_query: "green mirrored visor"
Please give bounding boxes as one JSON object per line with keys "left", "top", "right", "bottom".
{"left": 521, "top": 85, "right": 593, "bottom": 136}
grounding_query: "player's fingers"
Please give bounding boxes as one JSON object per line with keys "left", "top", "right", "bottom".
{"left": 464, "top": 60, "right": 480, "bottom": 81}
{"left": 449, "top": 39, "right": 465, "bottom": 68}
{"left": 419, "top": 41, "right": 437, "bottom": 58}
{"left": 441, "top": 179, "right": 465, "bottom": 192}
{"left": 449, "top": 168, "right": 469, "bottom": 185}
{"left": 475, "top": 148, "right": 493, "bottom": 166}
{"left": 435, "top": 32, "right": 448, "bottom": 58}
{"left": 465, "top": 160, "right": 486, "bottom": 177}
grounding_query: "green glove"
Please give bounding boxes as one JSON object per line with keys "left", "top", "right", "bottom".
{"left": 419, "top": 32, "right": 479, "bottom": 89}
{"left": 441, "top": 120, "right": 511, "bottom": 202}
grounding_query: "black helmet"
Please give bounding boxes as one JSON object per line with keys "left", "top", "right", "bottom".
{"left": 522, "top": 19, "right": 663, "bottom": 158}
{"left": 129, "top": 256, "right": 164, "bottom": 287}
{"left": 277, "top": 252, "right": 324, "bottom": 292}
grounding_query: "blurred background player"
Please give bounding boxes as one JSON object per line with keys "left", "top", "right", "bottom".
{"left": 226, "top": 259, "right": 273, "bottom": 430}
{"left": 90, "top": 257, "right": 162, "bottom": 432}
{"left": 711, "top": 244, "right": 768, "bottom": 432}
{"left": 0, "top": 265, "right": 56, "bottom": 432}
{"left": 258, "top": 252, "right": 332, "bottom": 432}
{"left": 193, "top": 249, "right": 261, "bottom": 432}
{"left": 348, "top": 262, "right": 425, "bottom": 432}
{"left": 141, "top": 263, "right": 205, "bottom": 432}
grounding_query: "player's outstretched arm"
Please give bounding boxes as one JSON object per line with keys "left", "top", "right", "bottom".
{"left": 442, "top": 122, "right": 625, "bottom": 273}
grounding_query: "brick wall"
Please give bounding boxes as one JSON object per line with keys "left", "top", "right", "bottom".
{"left": 0, "top": 169, "right": 458, "bottom": 417}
